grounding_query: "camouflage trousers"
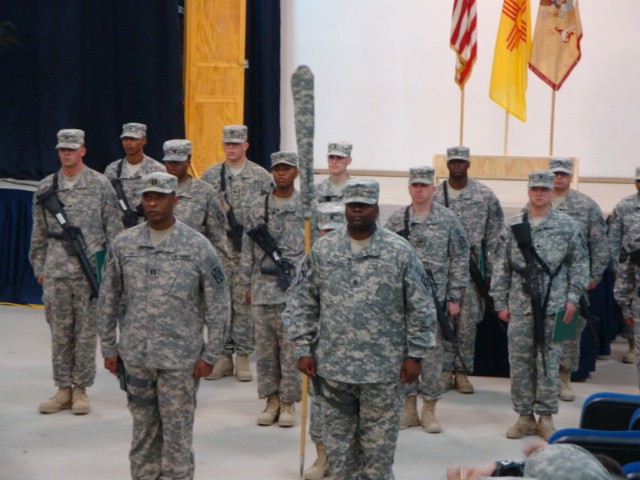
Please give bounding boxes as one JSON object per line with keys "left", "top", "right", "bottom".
{"left": 321, "top": 379, "right": 403, "bottom": 480}
{"left": 309, "top": 389, "right": 324, "bottom": 444}
{"left": 508, "top": 314, "right": 562, "bottom": 415}
{"left": 559, "top": 314, "right": 588, "bottom": 373}
{"left": 444, "top": 283, "right": 483, "bottom": 373}
{"left": 635, "top": 319, "right": 640, "bottom": 389}
{"left": 405, "top": 327, "right": 443, "bottom": 401}
{"left": 253, "top": 304, "right": 301, "bottom": 403}
{"left": 221, "top": 265, "right": 254, "bottom": 356}
{"left": 125, "top": 361, "right": 199, "bottom": 480}
{"left": 42, "top": 276, "right": 96, "bottom": 388}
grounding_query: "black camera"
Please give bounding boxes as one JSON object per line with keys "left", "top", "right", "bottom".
{"left": 492, "top": 459, "right": 525, "bottom": 477}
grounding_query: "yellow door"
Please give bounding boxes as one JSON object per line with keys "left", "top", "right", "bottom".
{"left": 184, "top": 0, "right": 246, "bottom": 177}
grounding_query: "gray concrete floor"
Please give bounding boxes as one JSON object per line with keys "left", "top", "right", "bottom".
{"left": 0, "top": 305, "right": 638, "bottom": 479}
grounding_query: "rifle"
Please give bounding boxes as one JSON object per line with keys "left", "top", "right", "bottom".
{"left": 468, "top": 253, "right": 507, "bottom": 332}
{"left": 246, "top": 222, "right": 296, "bottom": 291}
{"left": 220, "top": 163, "right": 244, "bottom": 252}
{"left": 511, "top": 219, "right": 549, "bottom": 375}
{"left": 111, "top": 178, "right": 141, "bottom": 228}
{"left": 37, "top": 187, "right": 100, "bottom": 299}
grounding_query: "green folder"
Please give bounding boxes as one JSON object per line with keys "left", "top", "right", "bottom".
{"left": 95, "top": 249, "right": 106, "bottom": 284}
{"left": 552, "top": 307, "right": 580, "bottom": 343}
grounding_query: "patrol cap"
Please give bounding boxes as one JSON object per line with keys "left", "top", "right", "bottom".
{"left": 343, "top": 179, "right": 379, "bottom": 205}
{"left": 56, "top": 129, "right": 85, "bottom": 149}
{"left": 524, "top": 444, "right": 613, "bottom": 480}
{"left": 140, "top": 172, "right": 178, "bottom": 194}
{"left": 270, "top": 151, "right": 298, "bottom": 168}
{"left": 120, "top": 123, "right": 147, "bottom": 139}
{"left": 223, "top": 125, "right": 248, "bottom": 144}
{"left": 447, "top": 146, "right": 470, "bottom": 162}
{"left": 409, "top": 166, "right": 435, "bottom": 185}
{"left": 163, "top": 139, "right": 192, "bottom": 162}
{"left": 317, "top": 202, "right": 345, "bottom": 231}
{"left": 635, "top": 166, "right": 640, "bottom": 181}
{"left": 327, "top": 141, "right": 353, "bottom": 158}
{"left": 549, "top": 157, "right": 573, "bottom": 174}
{"left": 528, "top": 170, "right": 554, "bottom": 189}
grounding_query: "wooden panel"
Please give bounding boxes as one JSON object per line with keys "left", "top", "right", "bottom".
{"left": 184, "top": 0, "right": 246, "bottom": 177}
{"left": 433, "top": 154, "right": 580, "bottom": 190}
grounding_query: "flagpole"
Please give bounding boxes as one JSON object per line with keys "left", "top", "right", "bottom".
{"left": 503, "top": 111, "right": 509, "bottom": 155}
{"left": 459, "top": 87, "right": 465, "bottom": 145}
{"left": 549, "top": 89, "right": 556, "bottom": 156}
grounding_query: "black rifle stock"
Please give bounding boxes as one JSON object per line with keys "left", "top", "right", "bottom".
{"left": 226, "top": 207, "right": 244, "bottom": 253}
{"left": 247, "top": 223, "right": 296, "bottom": 291}
{"left": 110, "top": 178, "right": 141, "bottom": 229}
{"left": 37, "top": 188, "right": 100, "bottom": 299}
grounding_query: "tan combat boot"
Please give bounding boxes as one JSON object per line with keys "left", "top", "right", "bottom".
{"left": 399, "top": 396, "right": 420, "bottom": 429}
{"left": 278, "top": 401, "right": 295, "bottom": 428}
{"left": 420, "top": 399, "right": 442, "bottom": 433}
{"left": 442, "top": 370, "right": 454, "bottom": 391}
{"left": 71, "top": 387, "right": 90, "bottom": 415}
{"left": 455, "top": 371, "right": 474, "bottom": 394}
{"left": 559, "top": 369, "right": 575, "bottom": 402}
{"left": 304, "top": 442, "right": 330, "bottom": 480}
{"left": 506, "top": 414, "right": 537, "bottom": 439}
{"left": 623, "top": 337, "right": 637, "bottom": 364}
{"left": 235, "top": 354, "right": 253, "bottom": 382}
{"left": 206, "top": 354, "right": 233, "bottom": 380}
{"left": 257, "top": 393, "right": 280, "bottom": 426}
{"left": 38, "top": 387, "right": 72, "bottom": 414}
{"left": 537, "top": 414, "right": 556, "bottom": 440}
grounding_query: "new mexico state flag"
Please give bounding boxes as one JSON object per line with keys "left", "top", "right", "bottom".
{"left": 489, "top": 0, "right": 531, "bottom": 122}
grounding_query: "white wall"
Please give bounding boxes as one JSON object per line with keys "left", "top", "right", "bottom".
{"left": 280, "top": 1, "right": 640, "bottom": 179}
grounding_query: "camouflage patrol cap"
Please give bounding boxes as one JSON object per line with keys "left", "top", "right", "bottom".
{"left": 447, "top": 146, "right": 470, "bottom": 162}
{"left": 635, "top": 166, "right": 640, "bottom": 181}
{"left": 223, "top": 125, "right": 248, "bottom": 144}
{"left": 409, "top": 166, "right": 435, "bottom": 185}
{"left": 120, "top": 123, "right": 147, "bottom": 139}
{"left": 270, "top": 151, "right": 298, "bottom": 168}
{"left": 549, "top": 157, "right": 573, "bottom": 174}
{"left": 327, "top": 141, "right": 353, "bottom": 158}
{"left": 163, "top": 139, "right": 192, "bottom": 162}
{"left": 56, "top": 129, "right": 85, "bottom": 149}
{"left": 140, "top": 172, "right": 178, "bottom": 194}
{"left": 524, "top": 444, "right": 613, "bottom": 480}
{"left": 317, "top": 202, "right": 345, "bottom": 231}
{"left": 343, "top": 179, "right": 379, "bottom": 205}
{"left": 528, "top": 170, "right": 555, "bottom": 189}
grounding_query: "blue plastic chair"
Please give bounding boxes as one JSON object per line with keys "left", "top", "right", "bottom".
{"left": 549, "top": 427, "right": 640, "bottom": 466}
{"left": 580, "top": 392, "right": 640, "bottom": 430}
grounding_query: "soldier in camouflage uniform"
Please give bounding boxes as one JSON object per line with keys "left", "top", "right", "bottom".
{"left": 241, "top": 151, "right": 310, "bottom": 427}
{"left": 97, "top": 172, "right": 230, "bottom": 480}
{"left": 547, "top": 158, "right": 609, "bottom": 401}
{"left": 385, "top": 166, "right": 469, "bottom": 434}
{"left": 30, "top": 129, "right": 123, "bottom": 415}
{"left": 202, "top": 125, "right": 273, "bottom": 382}
{"left": 104, "top": 123, "right": 165, "bottom": 228}
{"left": 491, "top": 171, "right": 588, "bottom": 440}
{"left": 284, "top": 179, "right": 436, "bottom": 480}
{"left": 162, "top": 139, "right": 229, "bottom": 265}
{"left": 315, "top": 141, "right": 354, "bottom": 203}
{"left": 608, "top": 166, "right": 640, "bottom": 364}
{"left": 434, "top": 146, "right": 505, "bottom": 394}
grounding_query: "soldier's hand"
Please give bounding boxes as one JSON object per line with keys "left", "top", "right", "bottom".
{"left": 626, "top": 317, "right": 634, "bottom": 327}
{"left": 297, "top": 356, "right": 317, "bottom": 376}
{"left": 587, "top": 280, "right": 598, "bottom": 290}
{"left": 498, "top": 308, "right": 511, "bottom": 323}
{"left": 245, "top": 290, "right": 252, "bottom": 305}
{"left": 104, "top": 355, "right": 118, "bottom": 375}
{"left": 400, "top": 358, "right": 421, "bottom": 384}
{"left": 37, "top": 275, "right": 44, "bottom": 285}
{"left": 447, "top": 301, "right": 461, "bottom": 318}
{"left": 193, "top": 359, "right": 214, "bottom": 379}
{"left": 562, "top": 302, "right": 577, "bottom": 324}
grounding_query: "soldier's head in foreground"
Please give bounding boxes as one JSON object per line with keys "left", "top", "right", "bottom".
{"left": 548, "top": 157, "right": 574, "bottom": 193}
{"left": 120, "top": 123, "right": 147, "bottom": 160}
{"left": 316, "top": 202, "right": 345, "bottom": 235}
{"left": 408, "top": 166, "right": 436, "bottom": 206}
{"left": 326, "top": 141, "right": 353, "bottom": 179}
{"left": 140, "top": 172, "right": 178, "bottom": 229}
{"left": 343, "top": 179, "right": 379, "bottom": 239}
{"left": 56, "top": 129, "right": 86, "bottom": 172}
{"left": 222, "top": 125, "right": 249, "bottom": 165}
{"left": 446, "top": 146, "right": 470, "bottom": 181}
{"left": 162, "top": 139, "right": 192, "bottom": 183}
{"left": 270, "top": 151, "right": 299, "bottom": 193}
{"left": 527, "top": 170, "right": 555, "bottom": 210}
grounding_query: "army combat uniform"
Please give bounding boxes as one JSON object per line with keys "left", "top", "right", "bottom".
{"left": 314, "top": 141, "right": 353, "bottom": 204}
{"left": 97, "top": 173, "right": 230, "bottom": 480}
{"left": 285, "top": 179, "right": 436, "bottom": 480}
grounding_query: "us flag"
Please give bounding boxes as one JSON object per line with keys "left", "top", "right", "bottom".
{"left": 450, "top": 0, "right": 478, "bottom": 88}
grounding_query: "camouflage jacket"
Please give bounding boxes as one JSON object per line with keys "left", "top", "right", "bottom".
{"left": 608, "top": 192, "right": 640, "bottom": 268}
{"left": 103, "top": 155, "right": 165, "bottom": 211}
{"left": 433, "top": 178, "right": 504, "bottom": 275}
{"left": 174, "top": 175, "right": 229, "bottom": 261}
{"left": 314, "top": 176, "right": 351, "bottom": 203}
{"left": 97, "top": 220, "right": 230, "bottom": 369}
{"left": 385, "top": 203, "right": 469, "bottom": 302}
{"left": 240, "top": 190, "right": 313, "bottom": 305}
{"left": 491, "top": 208, "right": 589, "bottom": 316}
{"left": 283, "top": 226, "right": 436, "bottom": 383}
{"left": 30, "top": 166, "right": 123, "bottom": 279}
{"left": 552, "top": 189, "right": 609, "bottom": 283}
